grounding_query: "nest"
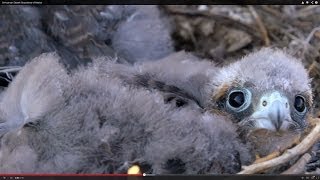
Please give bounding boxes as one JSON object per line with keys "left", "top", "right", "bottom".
{"left": 124, "top": 117, "right": 320, "bottom": 175}
{"left": 238, "top": 117, "right": 320, "bottom": 174}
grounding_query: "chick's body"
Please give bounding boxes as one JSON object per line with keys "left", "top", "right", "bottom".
{"left": 0, "top": 53, "right": 252, "bottom": 174}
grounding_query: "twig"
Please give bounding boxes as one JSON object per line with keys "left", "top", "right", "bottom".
{"left": 293, "top": 26, "right": 320, "bottom": 59}
{"left": 305, "top": 27, "right": 320, "bottom": 44}
{"left": 248, "top": 5, "right": 270, "bottom": 46}
{"left": 281, "top": 153, "right": 312, "bottom": 174}
{"left": 253, "top": 151, "right": 281, "bottom": 164}
{"left": 308, "top": 61, "right": 320, "bottom": 75}
{"left": 238, "top": 118, "right": 320, "bottom": 174}
{"left": 0, "top": 66, "right": 22, "bottom": 73}
{"left": 164, "top": 5, "right": 262, "bottom": 42}
{"left": 260, "top": 6, "right": 283, "bottom": 19}
{"left": 297, "top": 6, "right": 320, "bottom": 18}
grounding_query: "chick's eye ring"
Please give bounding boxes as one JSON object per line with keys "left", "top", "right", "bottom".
{"left": 294, "top": 95, "right": 306, "bottom": 113}
{"left": 226, "top": 88, "right": 251, "bottom": 112}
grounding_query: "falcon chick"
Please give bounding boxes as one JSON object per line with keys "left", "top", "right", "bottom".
{"left": 211, "top": 48, "right": 312, "bottom": 156}
{"left": 131, "top": 48, "right": 313, "bottom": 156}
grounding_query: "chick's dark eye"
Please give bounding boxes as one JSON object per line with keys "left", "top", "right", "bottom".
{"left": 294, "top": 96, "right": 306, "bottom": 113}
{"left": 229, "top": 91, "right": 245, "bottom": 108}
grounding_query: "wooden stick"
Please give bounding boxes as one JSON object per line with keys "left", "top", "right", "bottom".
{"left": 248, "top": 5, "right": 270, "bottom": 46}
{"left": 164, "top": 5, "right": 261, "bottom": 40}
{"left": 281, "top": 153, "right": 312, "bottom": 174}
{"left": 254, "top": 151, "right": 281, "bottom": 164}
{"left": 238, "top": 119, "right": 320, "bottom": 174}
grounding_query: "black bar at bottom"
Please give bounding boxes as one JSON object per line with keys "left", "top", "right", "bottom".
{"left": 0, "top": 175, "right": 318, "bottom": 180}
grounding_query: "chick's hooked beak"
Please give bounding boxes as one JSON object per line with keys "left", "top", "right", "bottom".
{"left": 250, "top": 91, "right": 291, "bottom": 131}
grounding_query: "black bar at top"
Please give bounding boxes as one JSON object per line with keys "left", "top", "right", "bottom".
{"left": 0, "top": 0, "right": 310, "bottom": 5}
